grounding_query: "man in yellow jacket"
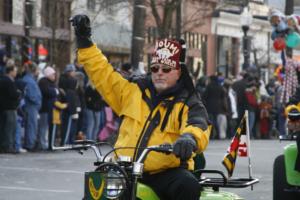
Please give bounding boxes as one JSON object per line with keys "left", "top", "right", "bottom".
{"left": 71, "top": 15, "right": 211, "bottom": 200}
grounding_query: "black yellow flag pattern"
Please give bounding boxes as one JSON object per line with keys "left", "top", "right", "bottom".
{"left": 222, "top": 115, "right": 247, "bottom": 177}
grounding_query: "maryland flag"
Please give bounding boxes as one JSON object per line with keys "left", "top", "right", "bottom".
{"left": 238, "top": 133, "right": 248, "bottom": 157}
{"left": 222, "top": 115, "right": 248, "bottom": 177}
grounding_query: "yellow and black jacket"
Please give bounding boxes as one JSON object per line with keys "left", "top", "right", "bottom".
{"left": 78, "top": 44, "right": 211, "bottom": 173}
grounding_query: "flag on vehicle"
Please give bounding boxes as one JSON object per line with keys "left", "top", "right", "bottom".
{"left": 238, "top": 133, "right": 248, "bottom": 157}
{"left": 222, "top": 114, "right": 247, "bottom": 177}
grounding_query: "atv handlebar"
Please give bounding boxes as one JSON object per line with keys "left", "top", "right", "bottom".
{"left": 64, "top": 141, "right": 190, "bottom": 169}
{"left": 64, "top": 140, "right": 175, "bottom": 165}
{"left": 66, "top": 140, "right": 259, "bottom": 190}
{"left": 55, "top": 140, "right": 108, "bottom": 162}
{"left": 136, "top": 144, "right": 173, "bottom": 163}
{"left": 279, "top": 132, "right": 299, "bottom": 141}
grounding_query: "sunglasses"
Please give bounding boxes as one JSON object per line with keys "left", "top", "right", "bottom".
{"left": 150, "top": 65, "right": 177, "bottom": 73}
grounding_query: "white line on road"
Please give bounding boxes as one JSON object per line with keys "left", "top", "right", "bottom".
{"left": 0, "top": 186, "right": 72, "bottom": 193}
{"left": 0, "top": 166, "right": 83, "bottom": 174}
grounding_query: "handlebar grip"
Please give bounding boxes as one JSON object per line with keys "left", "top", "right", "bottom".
{"left": 153, "top": 144, "right": 173, "bottom": 154}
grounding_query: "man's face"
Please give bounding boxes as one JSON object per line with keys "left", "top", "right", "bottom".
{"left": 270, "top": 16, "right": 280, "bottom": 26}
{"left": 69, "top": 70, "right": 76, "bottom": 77}
{"left": 287, "top": 18, "right": 296, "bottom": 28}
{"left": 151, "top": 63, "right": 181, "bottom": 93}
{"left": 11, "top": 67, "right": 17, "bottom": 78}
{"left": 47, "top": 73, "right": 56, "bottom": 82}
{"left": 34, "top": 68, "right": 40, "bottom": 78}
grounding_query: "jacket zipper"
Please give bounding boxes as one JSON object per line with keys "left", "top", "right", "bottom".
{"left": 133, "top": 108, "right": 154, "bottom": 161}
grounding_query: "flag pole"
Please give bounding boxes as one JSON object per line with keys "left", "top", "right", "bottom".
{"left": 245, "top": 110, "right": 253, "bottom": 190}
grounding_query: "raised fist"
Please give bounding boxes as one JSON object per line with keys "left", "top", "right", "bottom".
{"left": 70, "top": 15, "right": 93, "bottom": 48}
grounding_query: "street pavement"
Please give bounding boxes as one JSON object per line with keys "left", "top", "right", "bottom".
{"left": 0, "top": 139, "right": 290, "bottom": 200}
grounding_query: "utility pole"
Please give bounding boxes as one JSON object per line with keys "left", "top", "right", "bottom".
{"left": 241, "top": 5, "right": 252, "bottom": 70}
{"left": 176, "top": 0, "right": 182, "bottom": 40}
{"left": 131, "top": 0, "right": 146, "bottom": 71}
{"left": 22, "top": 0, "right": 33, "bottom": 64}
{"left": 285, "top": 0, "right": 294, "bottom": 58}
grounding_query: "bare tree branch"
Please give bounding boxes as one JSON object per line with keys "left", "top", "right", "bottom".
{"left": 149, "top": 0, "right": 178, "bottom": 38}
{"left": 150, "top": 0, "right": 162, "bottom": 29}
{"left": 147, "top": 0, "right": 214, "bottom": 38}
{"left": 181, "top": 4, "right": 211, "bottom": 31}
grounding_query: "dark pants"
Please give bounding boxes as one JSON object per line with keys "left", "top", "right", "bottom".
{"left": 48, "top": 110, "right": 55, "bottom": 150}
{"left": 0, "top": 110, "right": 17, "bottom": 152}
{"left": 60, "top": 112, "right": 78, "bottom": 146}
{"left": 208, "top": 113, "right": 218, "bottom": 139}
{"left": 227, "top": 117, "right": 238, "bottom": 139}
{"left": 24, "top": 105, "right": 39, "bottom": 150}
{"left": 277, "top": 106, "right": 287, "bottom": 136}
{"left": 141, "top": 168, "right": 200, "bottom": 200}
{"left": 237, "top": 106, "right": 246, "bottom": 124}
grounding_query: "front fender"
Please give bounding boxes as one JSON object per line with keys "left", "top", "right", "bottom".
{"left": 284, "top": 143, "right": 300, "bottom": 186}
{"left": 201, "top": 189, "right": 243, "bottom": 200}
{"left": 137, "top": 183, "right": 160, "bottom": 200}
{"left": 137, "top": 183, "right": 243, "bottom": 200}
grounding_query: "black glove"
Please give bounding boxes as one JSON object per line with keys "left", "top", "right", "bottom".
{"left": 173, "top": 133, "right": 197, "bottom": 161}
{"left": 70, "top": 15, "right": 93, "bottom": 48}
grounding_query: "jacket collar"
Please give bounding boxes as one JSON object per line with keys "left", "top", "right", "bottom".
{"left": 148, "top": 77, "right": 187, "bottom": 107}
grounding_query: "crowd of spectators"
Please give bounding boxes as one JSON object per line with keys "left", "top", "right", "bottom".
{"left": 0, "top": 53, "right": 289, "bottom": 154}
{"left": 197, "top": 71, "right": 286, "bottom": 140}
{"left": 0, "top": 58, "right": 132, "bottom": 154}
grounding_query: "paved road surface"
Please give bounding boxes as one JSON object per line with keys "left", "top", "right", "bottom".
{"left": 0, "top": 139, "right": 290, "bottom": 200}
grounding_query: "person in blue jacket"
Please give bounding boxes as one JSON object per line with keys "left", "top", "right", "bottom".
{"left": 22, "top": 62, "right": 42, "bottom": 151}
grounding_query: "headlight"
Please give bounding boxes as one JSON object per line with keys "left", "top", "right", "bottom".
{"left": 104, "top": 170, "right": 126, "bottom": 199}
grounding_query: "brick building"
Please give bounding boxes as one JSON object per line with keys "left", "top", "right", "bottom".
{"left": 0, "top": 0, "right": 71, "bottom": 70}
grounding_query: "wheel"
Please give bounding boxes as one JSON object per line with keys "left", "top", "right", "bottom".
{"left": 273, "top": 155, "right": 298, "bottom": 200}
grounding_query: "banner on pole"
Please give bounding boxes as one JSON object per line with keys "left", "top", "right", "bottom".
{"left": 238, "top": 132, "right": 248, "bottom": 157}
{"left": 222, "top": 114, "right": 248, "bottom": 177}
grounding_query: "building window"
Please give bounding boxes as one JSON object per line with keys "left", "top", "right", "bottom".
{"left": 65, "top": 2, "right": 71, "bottom": 29}
{"left": 2, "top": 0, "right": 12, "bottom": 22}
{"left": 24, "top": 0, "right": 35, "bottom": 27}
{"left": 184, "top": 31, "right": 206, "bottom": 50}
{"left": 42, "top": 0, "right": 51, "bottom": 27}
{"left": 87, "top": 0, "right": 96, "bottom": 11}
{"left": 58, "top": 1, "right": 71, "bottom": 29}
{"left": 249, "top": 0, "right": 264, "bottom": 3}
{"left": 147, "top": 26, "right": 158, "bottom": 44}
{"left": 41, "top": 0, "right": 70, "bottom": 29}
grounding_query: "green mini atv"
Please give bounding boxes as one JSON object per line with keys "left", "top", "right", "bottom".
{"left": 273, "top": 105, "right": 300, "bottom": 200}
{"left": 61, "top": 140, "right": 258, "bottom": 200}
{"left": 273, "top": 133, "right": 300, "bottom": 200}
